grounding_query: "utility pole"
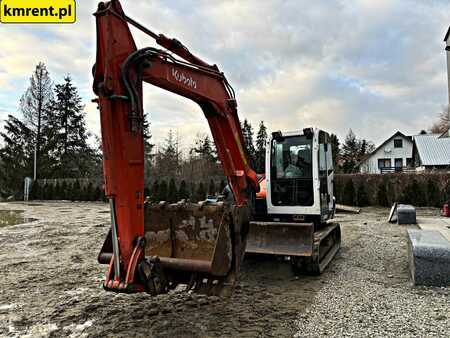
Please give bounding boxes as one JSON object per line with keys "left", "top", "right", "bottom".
{"left": 445, "top": 26, "right": 450, "bottom": 137}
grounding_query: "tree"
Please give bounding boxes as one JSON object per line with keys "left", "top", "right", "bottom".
{"left": 156, "top": 130, "right": 181, "bottom": 177}
{"left": 143, "top": 113, "right": 155, "bottom": 186}
{"left": 20, "top": 62, "right": 53, "bottom": 179}
{"left": 0, "top": 115, "right": 35, "bottom": 195}
{"left": 341, "top": 130, "right": 359, "bottom": 173}
{"left": 429, "top": 106, "right": 449, "bottom": 134}
{"left": 191, "top": 134, "right": 216, "bottom": 162}
{"left": 329, "top": 134, "right": 340, "bottom": 169}
{"left": 241, "top": 119, "right": 256, "bottom": 167}
{"left": 341, "top": 129, "right": 374, "bottom": 173}
{"left": 255, "top": 121, "right": 268, "bottom": 173}
{"left": 46, "top": 76, "right": 94, "bottom": 177}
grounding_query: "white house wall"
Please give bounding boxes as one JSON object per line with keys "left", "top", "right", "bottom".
{"left": 360, "top": 136, "right": 413, "bottom": 174}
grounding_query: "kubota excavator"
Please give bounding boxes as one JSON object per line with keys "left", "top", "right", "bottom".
{"left": 93, "top": 1, "right": 341, "bottom": 297}
{"left": 93, "top": 0, "right": 258, "bottom": 296}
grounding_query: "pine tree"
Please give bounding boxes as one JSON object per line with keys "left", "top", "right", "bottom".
{"left": 46, "top": 76, "right": 94, "bottom": 177}
{"left": 157, "top": 130, "right": 181, "bottom": 177}
{"left": 255, "top": 121, "right": 268, "bottom": 173}
{"left": 191, "top": 134, "right": 216, "bottom": 162}
{"left": 0, "top": 115, "right": 35, "bottom": 195}
{"left": 341, "top": 130, "right": 359, "bottom": 173}
{"left": 168, "top": 178, "right": 178, "bottom": 203}
{"left": 20, "top": 62, "right": 53, "bottom": 179}
{"left": 143, "top": 113, "right": 155, "bottom": 186}
{"left": 178, "top": 180, "right": 190, "bottom": 200}
{"left": 241, "top": 119, "right": 256, "bottom": 167}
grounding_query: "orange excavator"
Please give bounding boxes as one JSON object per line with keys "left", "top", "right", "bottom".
{"left": 93, "top": 0, "right": 258, "bottom": 296}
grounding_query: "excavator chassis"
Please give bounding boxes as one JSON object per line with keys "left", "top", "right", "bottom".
{"left": 99, "top": 200, "right": 250, "bottom": 297}
{"left": 246, "top": 221, "right": 341, "bottom": 274}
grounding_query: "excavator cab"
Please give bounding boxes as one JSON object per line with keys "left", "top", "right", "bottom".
{"left": 248, "top": 128, "right": 341, "bottom": 274}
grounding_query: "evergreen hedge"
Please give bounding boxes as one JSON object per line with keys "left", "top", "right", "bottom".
{"left": 334, "top": 173, "right": 450, "bottom": 207}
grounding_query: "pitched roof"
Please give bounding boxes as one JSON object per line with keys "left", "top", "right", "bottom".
{"left": 445, "top": 26, "right": 450, "bottom": 42}
{"left": 358, "top": 131, "right": 412, "bottom": 166}
{"left": 413, "top": 134, "right": 450, "bottom": 166}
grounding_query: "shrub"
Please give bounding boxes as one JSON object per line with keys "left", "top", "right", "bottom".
{"left": 356, "top": 184, "right": 369, "bottom": 207}
{"left": 401, "top": 179, "right": 425, "bottom": 206}
{"left": 376, "top": 182, "right": 389, "bottom": 207}
{"left": 61, "top": 181, "right": 68, "bottom": 200}
{"left": 178, "top": 180, "right": 189, "bottom": 200}
{"left": 426, "top": 179, "right": 441, "bottom": 208}
{"left": 94, "top": 186, "right": 102, "bottom": 201}
{"left": 71, "top": 180, "right": 81, "bottom": 201}
{"left": 158, "top": 180, "right": 168, "bottom": 201}
{"left": 343, "top": 180, "right": 355, "bottom": 206}
{"left": 196, "top": 182, "right": 206, "bottom": 202}
{"left": 219, "top": 180, "right": 226, "bottom": 194}
{"left": 208, "top": 179, "right": 216, "bottom": 196}
{"left": 150, "top": 181, "right": 159, "bottom": 200}
{"left": 167, "top": 178, "right": 178, "bottom": 203}
{"left": 54, "top": 182, "right": 62, "bottom": 200}
{"left": 30, "top": 180, "right": 41, "bottom": 200}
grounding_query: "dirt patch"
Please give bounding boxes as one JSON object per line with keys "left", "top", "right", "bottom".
{"left": 0, "top": 202, "right": 448, "bottom": 337}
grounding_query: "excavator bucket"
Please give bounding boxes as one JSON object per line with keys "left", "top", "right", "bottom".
{"left": 142, "top": 200, "right": 244, "bottom": 296}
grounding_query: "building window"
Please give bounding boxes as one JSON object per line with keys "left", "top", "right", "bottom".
{"left": 378, "top": 158, "right": 391, "bottom": 169}
{"left": 406, "top": 158, "right": 413, "bottom": 167}
{"left": 394, "top": 139, "right": 403, "bottom": 148}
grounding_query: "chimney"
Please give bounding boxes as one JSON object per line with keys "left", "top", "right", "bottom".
{"left": 445, "top": 27, "right": 450, "bottom": 137}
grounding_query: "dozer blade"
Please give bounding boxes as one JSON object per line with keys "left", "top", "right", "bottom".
{"left": 246, "top": 221, "right": 314, "bottom": 256}
{"left": 142, "top": 200, "right": 248, "bottom": 296}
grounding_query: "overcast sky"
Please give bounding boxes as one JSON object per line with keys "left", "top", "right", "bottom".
{"left": 0, "top": 0, "right": 449, "bottom": 152}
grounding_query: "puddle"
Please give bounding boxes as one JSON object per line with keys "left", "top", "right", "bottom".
{"left": 0, "top": 210, "right": 37, "bottom": 227}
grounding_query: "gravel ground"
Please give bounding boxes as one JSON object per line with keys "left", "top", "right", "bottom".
{"left": 0, "top": 202, "right": 448, "bottom": 337}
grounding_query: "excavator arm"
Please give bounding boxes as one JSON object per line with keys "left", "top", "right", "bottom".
{"left": 93, "top": 0, "right": 258, "bottom": 295}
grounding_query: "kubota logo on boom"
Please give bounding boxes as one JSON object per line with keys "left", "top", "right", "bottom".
{"left": 171, "top": 68, "right": 197, "bottom": 89}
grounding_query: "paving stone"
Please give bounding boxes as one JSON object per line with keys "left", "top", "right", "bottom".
{"left": 408, "top": 229, "right": 450, "bottom": 287}
{"left": 397, "top": 204, "right": 416, "bottom": 224}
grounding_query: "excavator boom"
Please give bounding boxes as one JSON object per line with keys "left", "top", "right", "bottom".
{"left": 93, "top": 0, "right": 258, "bottom": 295}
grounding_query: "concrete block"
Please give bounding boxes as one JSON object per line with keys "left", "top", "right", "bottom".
{"left": 397, "top": 204, "right": 416, "bottom": 224}
{"left": 408, "top": 229, "right": 450, "bottom": 287}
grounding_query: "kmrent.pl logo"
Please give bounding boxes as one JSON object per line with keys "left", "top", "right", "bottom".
{"left": 0, "top": 0, "right": 76, "bottom": 23}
